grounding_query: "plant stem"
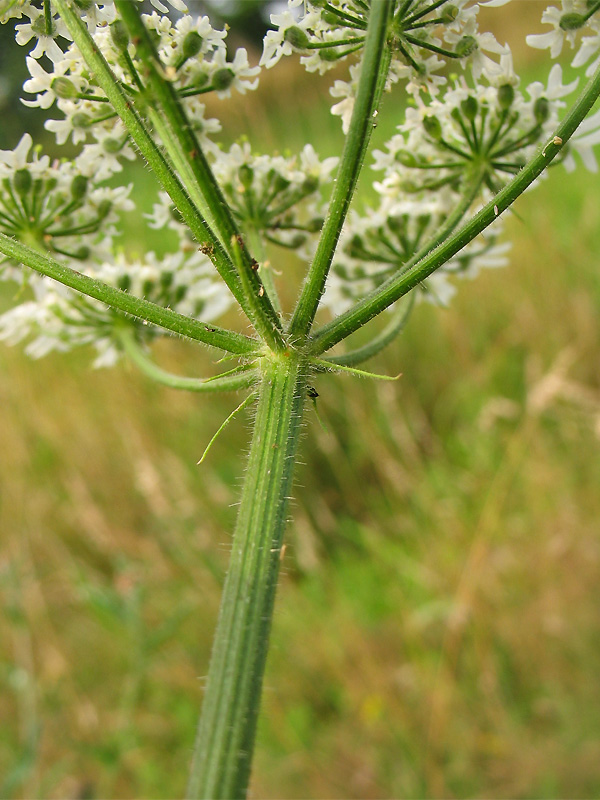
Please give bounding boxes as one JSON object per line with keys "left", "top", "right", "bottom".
{"left": 289, "top": 0, "right": 394, "bottom": 337}
{"left": 52, "top": 0, "right": 250, "bottom": 320}
{"left": 187, "top": 352, "right": 309, "bottom": 800}
{"left": 114, "top": 0, "right": 285, "bottom": 350}
{"left": 309, "top": 60, "right": 600, "bottom": 355}
{"left": 0, "top": 232, "right": 256, "bottom": 355}
{"left": 118, "top": 327, "right": 259, "bottom": 391}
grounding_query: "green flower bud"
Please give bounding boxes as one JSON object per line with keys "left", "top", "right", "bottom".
{"left": 142, "top": 278, "right": 155, "bottom": 296}
{"left": 51, "top": 76, "right": 77, "bottom": 99}
{"left": 440, "top": 4, "right": 458, "bottom": 23}
{"left": 14, "top": 169, "right": 32, "bottom": 197}
{"left": 72, "top": 245, "right": 90, "bottom": 260}
{"left": 395, "top": 149, "right": 419, "bottom": 167}
{"left": 320, "top": 47, "right": 342, "bottom": 62}
{"left": 387, "top": 215, "right": 408, "bottom": 235}
{"left": 118, "top": 274, "right": 131, "bottom": 292}
{"left": 559, "top": 12, "right": 585, "bottom": 30}
{"left": 284, "top": 25, "right": 310, "bottom": 49}
{"left": 497, "top": 83, "right": 514, "bottom": 110}
{"left": 273, "top": 173, "right": 291, "bottom": 193}
{"left": 346, "top": 234, "right": 364, "bottom": 258}
{"left": 72, "top": 112, "right": 93, "bottom": 129}
{"left": 239, "top": 164, "right": 254, "bottom": 189}
{"left": 306, "top": 217, "right": 324, "bottom": 233}
{"left": 455, "top": 35, "right": 477, "bottom": 58}
{"left": 321, "top": 11, "right": 342, "bottom": 25}
{"left": 97, "top": 199, "right": 112, "bottom": 219}
{"left": 103, "top": 137, "right": 124, "bottom": 155}
{"left": 212, "top": 68, "right": 235, "bottom": 92}
{"left": 289, "top": 234, "right": 306, "bottom": 248}
{"left": 110, "top": 20, "right": 129, "bottom": 52}
{"left": 461, "top": 95, "right": 478, "bottom": 121}
{"left": 174, "top": 285, "right": 187, "bottom": 304}
{"left": 32, "top": 15, "right": 55, "bottom": 36}
{"left": 71, "top": 174, "right": 88, "bottom": 201}
{"left": 301, "top": 175, "right": 319, "bottom": 194}
{"left": 191, "top": 72, "right": 210, "bottom": 89}
{"left": 401, "top": 180, "right": 420, "bottom": 193}
{"left": 423, "top": 115, "right": 442, "bottom": 140}
{"left": 534, "top": 96, "right": 549, "bottom": 124}
{"left": 160, "top": 271, "right": 174, "bottom": 290}
{"left": 182, "top": 31, "right": 203, "bottom": 60}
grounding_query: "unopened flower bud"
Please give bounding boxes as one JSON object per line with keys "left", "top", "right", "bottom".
{"left": 212, "top": 68, "right": 235, "bottom": 91}
{"left": 387, "top": 215, "right": 408, "bottom": 235}
{"left": 72, "top": 112, "right": 93, "bottom": 129}
{"left": 103, "top": 137, "right": 124, "bottom": 154}
{"left": 440, "top": 4, "right": 458, "bottom": 23}
{"left": 497, "top": 83, "right": 514, "bottom": 110}
{"left": 534, "top": 97, "right": 549, "bottom": 124}
{"left": 455, "top": 35, "right": 477, "bottom": 58}
{"left": 423, "top": 115, "right": 442, "bottom": 140}
{"left": 559, "top": 12, "right": 585, "bottom": 30}
{"left": 301, "top": 176, "right": 319, "bottom": 194}
{"left": 52, "top": 76, "right": 77, "bottom": 99}
{"left": 284, "top": 26, "right": 310, "bottom": 49}
{"left": 306, "top": 217, "right": 324, "bottom": 233}
{"left": 72, "top": 245, "right": 90, "bottom": 260}
{"left": 461, "top": 95, "right": 478, "bottom": 121}
{"left": 239, "top": 164, "right": 254, "bottom": 189}
{"left": 395, "top": 149, "right": 419, "bottom": 167}
{"left": 346, "top": 234, "right": 364, "bottom": 258}
{"left": 110, "top": 20, "right": 129, "bottom": 53}
{"left": 118, "top": 274, "right": 131, "bottom": 292}
{"left": 273, "top": 173, "right": 291, "bottom": 193}
{"left": 182, "top": 31, "right": 203, "bottom": 60}
{"left": 14, "top": 169, "right": 32, "bottom": 197}
{"left": 97, "top": 199, "right": 112, "bottom": 219}
{"left": 71, "top": 174, "right": 88, "bottom": 200}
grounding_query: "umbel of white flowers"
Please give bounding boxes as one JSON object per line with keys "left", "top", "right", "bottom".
{"left": 1, "top": 0, "right": 600, "bottom": 367}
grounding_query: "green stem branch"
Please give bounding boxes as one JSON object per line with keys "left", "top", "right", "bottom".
{"left": 118, "top": 327, "right": 258, "bottom": 391}
{"left": 0, "top": 232, "right": 257, "bottom": 355}
{"left": 289, "top": 0, "right": 394, "bottom": 337}
{"left": 309, "top": 62, "right": 600, "bottom": 355}
{"left": 52, "top": 0, "right": 249, "bottom": 322}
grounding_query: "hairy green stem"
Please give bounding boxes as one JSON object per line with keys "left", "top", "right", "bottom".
{"left": 289, "top": 0, "right": 394, "bottom": 337}
{"left": 52, "top": 0, "right": 250, "bottom": 319}
{"left": 114, "top": 0, "right": 285, "bottom": 350}
{"left": 187, "top": 353, "right": 308, "bottom": 799}
{"left": 118, "top": 327, "right": 259, "bottom": 391}
{"left": 310, "top": 61, "right": 600, "bottom": 355}
{"left": 0, "top": 232, "right": 256, "bottom": 355}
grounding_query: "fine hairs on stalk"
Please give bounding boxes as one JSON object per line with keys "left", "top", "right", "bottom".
{"left": 1, "top": 0, "right": 600, "bottom": 797}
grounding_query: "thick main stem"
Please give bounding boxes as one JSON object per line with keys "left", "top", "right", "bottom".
{"left": 187, "top": 353, "right": 308, "bottom": 800}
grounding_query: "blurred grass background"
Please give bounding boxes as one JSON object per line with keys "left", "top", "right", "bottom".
{"left": 1, "top": 7, "right": 600, "bottom": 799}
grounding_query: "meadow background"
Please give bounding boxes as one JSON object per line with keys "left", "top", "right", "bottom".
{"left": 1, "top": 5, "right": 600, "bottom": 798}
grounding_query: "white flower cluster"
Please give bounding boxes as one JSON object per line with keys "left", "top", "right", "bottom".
{"left": 261, "top": 0, "right": 510, "bottom": 131}
{"left": 6, "top": 0, "right": 260, "bottom": 179}
{"left": 148, "top": 142, "right": 339, "bottom": 250}
{"left": 320, "top": 55, "right": 599, "bottom": 315}
{"left": 0, "top": 250, "right": 232, "bottom": 367}
{"left": 0, "top": 0, "right": 600, "bottom": 370}
{"left": 0, "top": 132, "right": 133, "bottom": 276}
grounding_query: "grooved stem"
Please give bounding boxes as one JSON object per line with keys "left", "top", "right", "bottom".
{"left": 187, "top": 353, "right": 309, "bottom": 799}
